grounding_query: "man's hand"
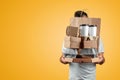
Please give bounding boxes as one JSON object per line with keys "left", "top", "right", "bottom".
{"left": 97, "top": 53, "right": 105, "bottom": 65}
{"left": 60, "top": 54, "right": 69, "bottom": 64}
{"left": 92, "top": 53, "right": 105, "bottom": 65}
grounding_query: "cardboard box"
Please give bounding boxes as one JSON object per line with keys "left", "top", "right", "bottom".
{"left": 64, "top": 36, "right": 81, "bottom": 49}
{"left": 70, "top": 17, "right": 91, "bottom": 27}
{"left": 83, "top": 40, "right": 97, "bottom": 48}
{"left": 66, "top": 26, "right": 78, "bottom": 37}
{"left": 64, "top": 57, "right": 100, "bottom": 63}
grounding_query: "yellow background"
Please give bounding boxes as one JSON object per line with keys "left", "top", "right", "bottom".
{"left": 0, "top": 0, "right": 120, "bottom": 80}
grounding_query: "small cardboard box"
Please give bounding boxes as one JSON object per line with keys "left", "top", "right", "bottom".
{"left": 66, "top": 26, "right": 78, "bottom": 37}
{"left": 64, "top": 36, "right": 81, "bottom": 49}
{"left": 83, "top": 40, "right": 97, "bottom": 48}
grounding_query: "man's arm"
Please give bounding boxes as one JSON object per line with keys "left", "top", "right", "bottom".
{"left": 96, "top": 38, "right": 105, "bottom": 65}
{"left": 60, "top": 53, "right": 105, "bottom": 64}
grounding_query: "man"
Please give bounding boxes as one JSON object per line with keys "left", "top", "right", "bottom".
{"left": 60, "top": 11, "right": 105, "bottom": 80}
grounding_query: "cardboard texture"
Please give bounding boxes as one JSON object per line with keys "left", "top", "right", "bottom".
{"left": 83, "top": 40, "right": 97, "bottom": 48}
{"left": 64, "top": 24, "right": 81, "bottom": 49}
{"left": 66, "top": 26, "right": 78, "bottom": 37}
{"left": 82, "top": 36, "right": 98, "bottom": 49}
{"left": 64, "top": 36, "right": 81, "bottom": 49}
{"left": 73, "top": 58, "right": 92, "bottom": 63}
{"left": 70, "top": 17, "right": 90, "bottom": 27}
{"left": 65, "top": 57, "right": 100, "bottom": 63}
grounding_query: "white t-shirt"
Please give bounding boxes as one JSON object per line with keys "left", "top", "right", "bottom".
{"left": 62, "top": 38, "right": 104, "bottom": 80}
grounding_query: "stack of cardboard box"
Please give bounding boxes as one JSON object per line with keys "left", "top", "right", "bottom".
{"left": 63, "top": 17, "right": 101, "bottom": 63}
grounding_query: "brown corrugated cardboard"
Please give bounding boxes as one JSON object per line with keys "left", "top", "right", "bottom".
{"left": 83, "top": 40, "right": 97, "bottom": 48}
{"left": 64, "top": 57, "right": 100, "bottom": 63}
{"left": 66, "top": 26, "right": 78, "bottom": 37}
{"left": 64, "top": 36, "right": 81, "bottom": 49}
{"left": 70, "top": 17, "right": 91, "bottom": 27}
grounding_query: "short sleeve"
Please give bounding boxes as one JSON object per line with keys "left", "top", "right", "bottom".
{"left": 98, "top": 38, "right": 104, "bottom": 53}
